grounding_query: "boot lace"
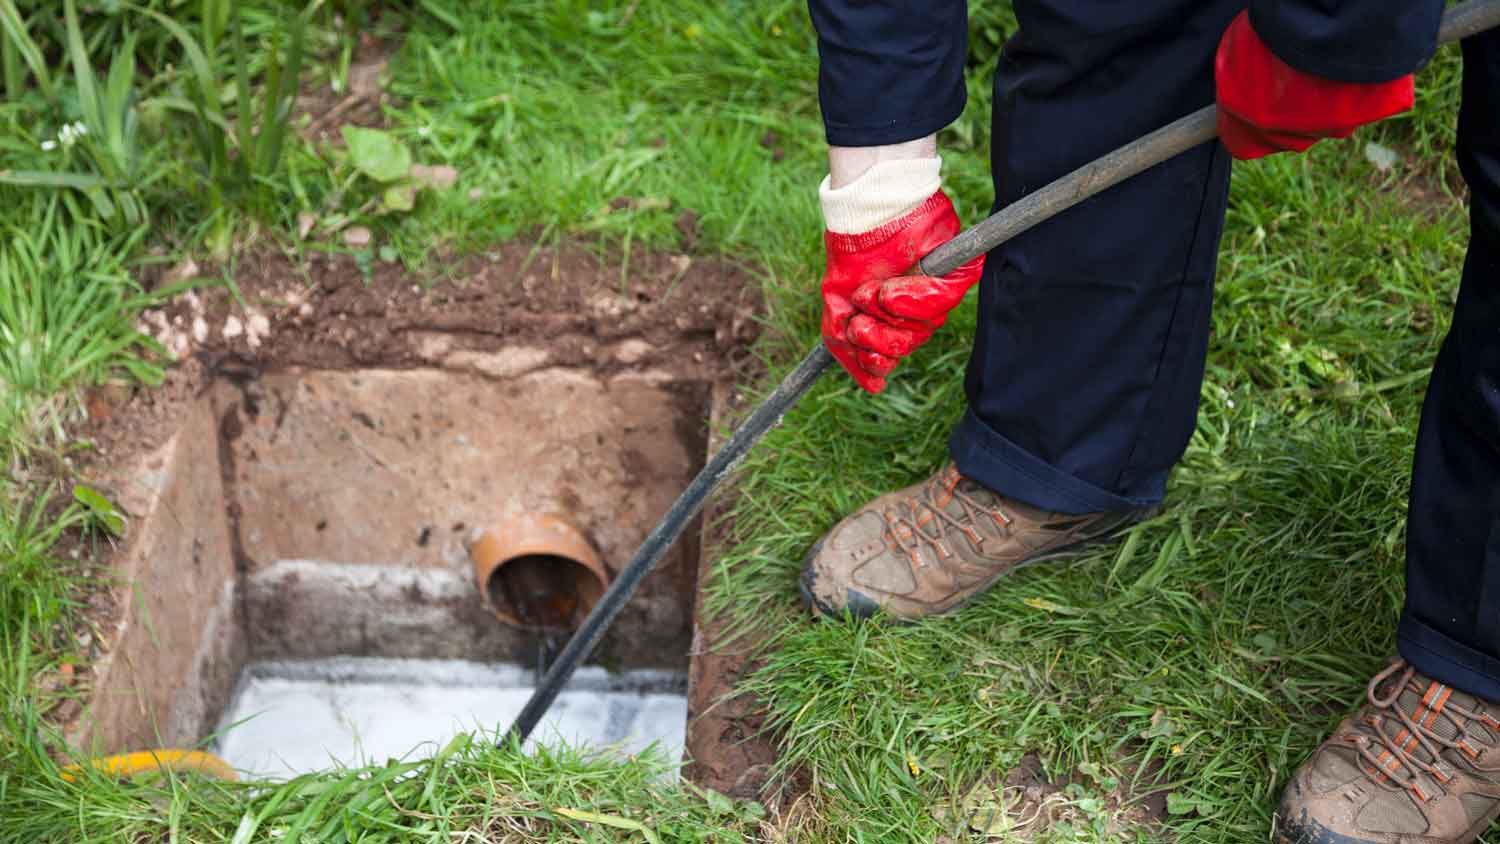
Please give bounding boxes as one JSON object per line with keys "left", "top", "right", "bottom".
{"left": 882, "top": 469, "right": 1011, "bottom": 566}
{"left": 1347, "top": 660, "right": 1494, "bottom": 801}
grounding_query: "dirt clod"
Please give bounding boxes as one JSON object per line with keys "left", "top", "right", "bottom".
{"left": 675, "top": 210, "right": 701, "bottom": 251}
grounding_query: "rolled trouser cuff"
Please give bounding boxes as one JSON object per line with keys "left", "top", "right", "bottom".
{"left": 1398, "top": 612, "right": 1500, "bottom": 703}
{"left": 949, "top": 408, "right": 1163, "bottom": 515}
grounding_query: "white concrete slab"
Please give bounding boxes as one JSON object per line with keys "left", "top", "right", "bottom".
{"left": 213, "top": 657, "right": 687, "bottom": 780}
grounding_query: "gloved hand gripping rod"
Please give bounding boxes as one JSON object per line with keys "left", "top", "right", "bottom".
{"left": 505, "top": 0, "right": 1500, "bottom": 746}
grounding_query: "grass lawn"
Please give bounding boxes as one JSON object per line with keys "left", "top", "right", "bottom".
{"left": 0, "top": 1, "right": 1483, "bottom": 841}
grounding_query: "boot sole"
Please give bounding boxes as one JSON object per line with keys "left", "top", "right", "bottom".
{"left": 799, "top": 507, "right": 1155, "bottom": 622}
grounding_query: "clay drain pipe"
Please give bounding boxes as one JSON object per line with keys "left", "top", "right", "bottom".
{"left": 470, "top": 514, "right": 608, "bottom": 632}
{"left": 503, "top": 0, "right": 1500, "bottom": 744}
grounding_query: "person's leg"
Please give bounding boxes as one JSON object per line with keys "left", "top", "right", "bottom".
{"left": 1275, "top": 28, "right": 1500, "bottom": 844}
{"left": 1397, "top": 26, "right": 1500, "bottom": 703}
{"left": 950, "top": 0, "right": 1242, "bottom": 514}
{"left": 801, "top": 0, "right": 1246, "bottom": 619}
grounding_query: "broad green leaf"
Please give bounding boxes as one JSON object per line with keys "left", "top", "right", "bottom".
{"left": 381, "top": 181, "right": 420, "bottom": 212}
{"left": 1166, "top": 792, "right": 1200, "bottom": 815}
{"left": 342, "top": 127, "right": 412, "bottom": 183}
{"left": 73, "top": 485, "right": 124, "bottom": 536}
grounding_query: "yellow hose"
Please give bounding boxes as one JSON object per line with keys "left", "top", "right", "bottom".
{"left": 61, "top": 749, "right": 238, "bottom": 782}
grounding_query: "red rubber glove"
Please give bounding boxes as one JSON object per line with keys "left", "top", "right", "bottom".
{"left": 1214, "top": 10, "right": 1414, "bottom": 160}
{"left": 821, "top": 190, "right": 984, "bottom": 394}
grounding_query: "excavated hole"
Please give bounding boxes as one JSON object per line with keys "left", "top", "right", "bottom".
{"left": 84, "top": 362, "right": 711, "bottom": 779}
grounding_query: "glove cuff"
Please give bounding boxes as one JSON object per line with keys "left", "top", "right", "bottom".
{"left": 819, "top": 157, "right": 942, "bottom": 235}
{"left": 824, "top": 190, "right": 951, "bottom": 255}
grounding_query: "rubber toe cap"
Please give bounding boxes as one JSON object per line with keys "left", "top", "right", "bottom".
{"left": 800, "top": 539, "right": 881, "bottom": 620}
{"left": 1274, "top": 791, "right": 1380, "bottom": 844}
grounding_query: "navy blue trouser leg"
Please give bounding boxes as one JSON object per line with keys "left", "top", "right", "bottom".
{"left": 950, "top": 0, "right": 1242, "bottom": 514}
{"left": 1398, "top": 28, "right": 1500, "bottom": 702}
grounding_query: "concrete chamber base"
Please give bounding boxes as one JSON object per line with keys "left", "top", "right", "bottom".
{"left": 75, "top": 361, "right": 713, "bottom": 777}
{"left": 215, "top": 658, "right": 688, "bottom": 779}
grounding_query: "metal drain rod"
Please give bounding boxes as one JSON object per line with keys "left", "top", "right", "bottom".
{"left": 504, "top": 0, "right": 1500, "bottom": 746}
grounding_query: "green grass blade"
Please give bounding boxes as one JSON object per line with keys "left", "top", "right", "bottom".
{"left": 126, "top": 3, "right": 230, "bottom": 190}
{"left": 0, "top": 0, "right": 51, "bottom": 102}
{"left": 255, "top": 8, "right": 306, "bottom": 179}
{"left": 124, "top": 4, "right": 220, "bottom": 108}
{"left": 104, "top": 31, "right": 137, "bottom": 171}
{"left": 254, "top": 21, "right": 283, "bottom": 178}
{"left": 0, "top": 170, "right": 108, "bottom": 189}
{"left": 201, "top": 0, "right": 229, "bottom": 55}
{"left": 1, "top": 20, "right": 21, "bottom": 101}
{"left": 62, "top": 0, "right": 101, "bottom": 131}
{"left": 415, "top": 0, "right": 461, "bottom": 31}
{"left": 231, "top": 8, "right": 253, "bottom": 187}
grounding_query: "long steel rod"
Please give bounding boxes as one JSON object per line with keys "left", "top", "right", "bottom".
{"left": 505, "top": 0, "right": 1500, "bottom": 745}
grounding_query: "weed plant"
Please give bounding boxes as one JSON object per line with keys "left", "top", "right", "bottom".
{"left": 0, "top": 193, "right": 161, "bottom": 463}
{"left": 0, "top": 0, "right": 317, "bottom": 242}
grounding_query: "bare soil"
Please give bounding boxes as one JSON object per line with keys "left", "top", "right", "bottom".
{"left": 85, "top": 239, "right": 760, "bottom": 467}
{"left": 684, "top": 460, "right": 783, "bottom": 803}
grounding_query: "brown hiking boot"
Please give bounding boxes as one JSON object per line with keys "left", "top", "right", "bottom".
{"left": 798, "top": 463, "right": 1150, "bottom": 620}
{"left": 1276, "top": 660, "right": 1500, "bottom": 844}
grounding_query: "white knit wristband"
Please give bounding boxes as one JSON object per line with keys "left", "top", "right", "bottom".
{"left": 819, "top": 157, "right": 943, "bottom": 235}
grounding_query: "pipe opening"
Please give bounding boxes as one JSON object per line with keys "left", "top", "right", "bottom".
{"left": 489, "top": 554, "right": 595, "bottom": 630}
{"left": 470, "top": 515, "right": 608, "bottom": 633}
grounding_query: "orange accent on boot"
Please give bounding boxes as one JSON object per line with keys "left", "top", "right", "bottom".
{"left": 1460, "top": 738, "right": 1482, "bottom": 759}
{"left": 1392, "top": 728, "right": 1413, "bottom": 755}
{"left": 1424, "top": 686, "right": 1451, "bottom": 729}
{"left": 1430, "top": 761, "right": 1455, "bottom": 784}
